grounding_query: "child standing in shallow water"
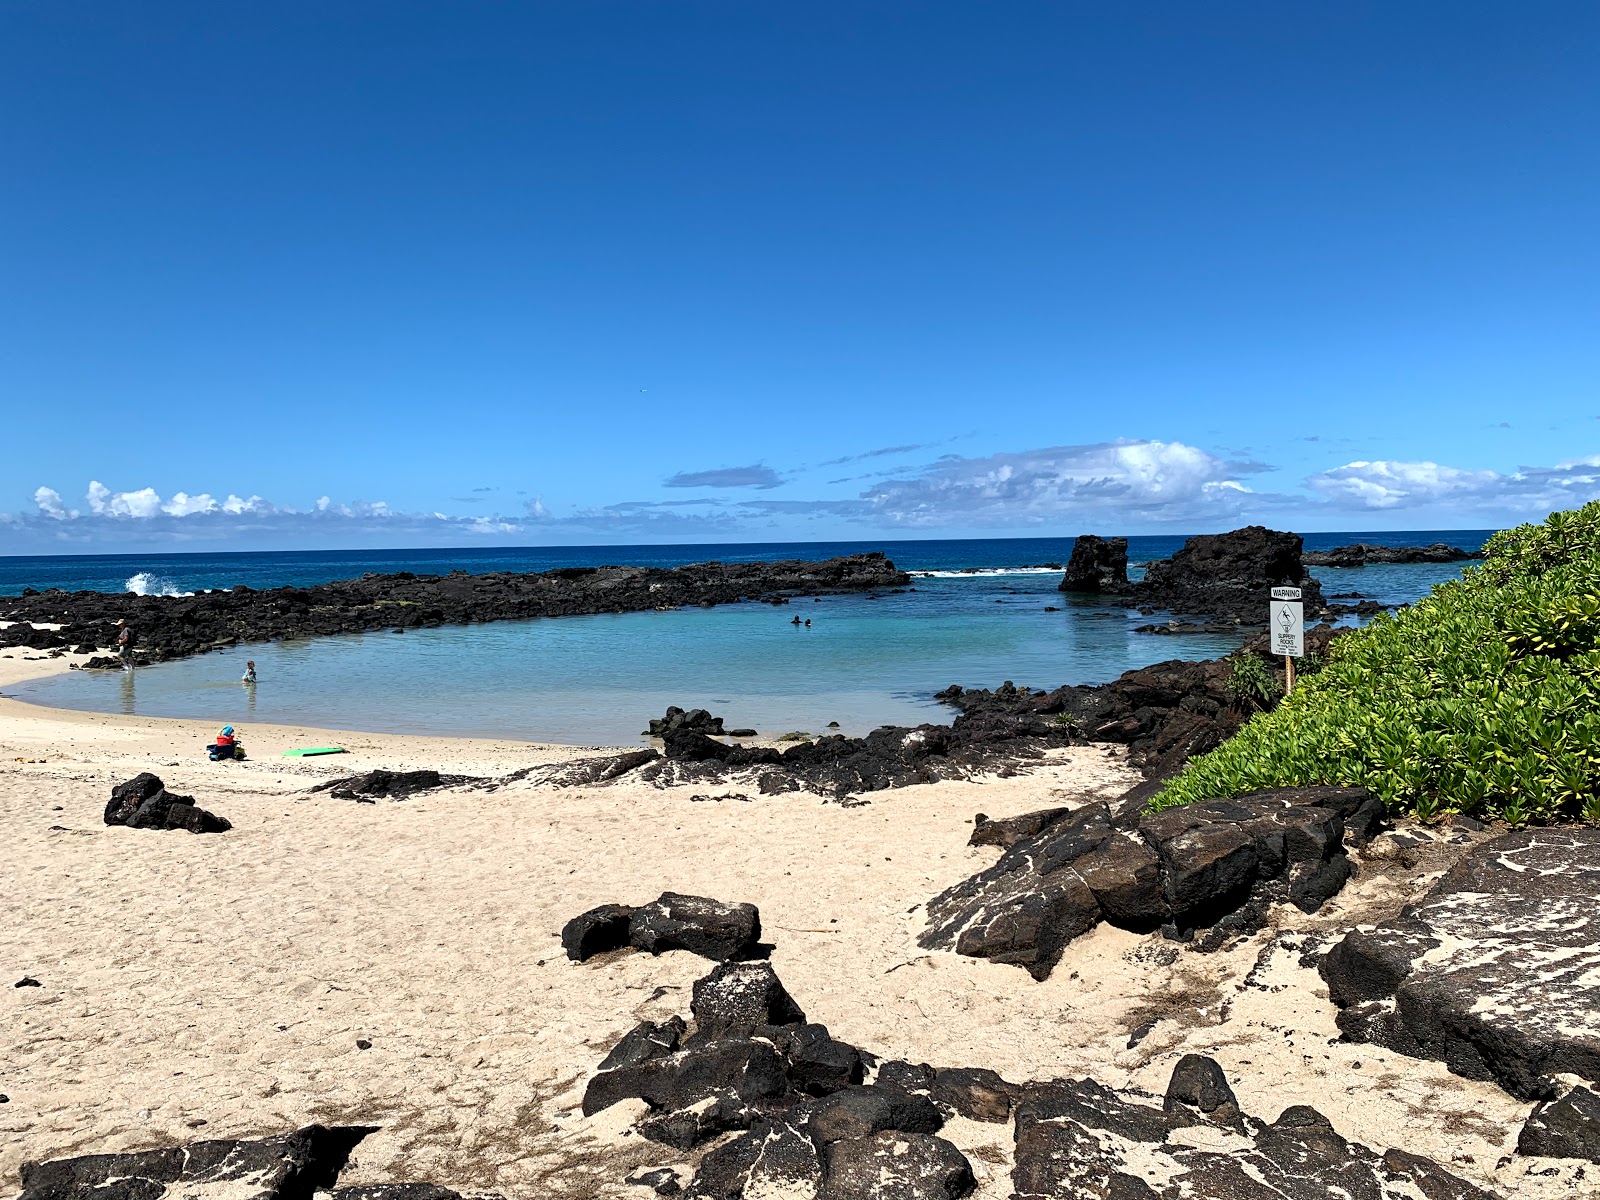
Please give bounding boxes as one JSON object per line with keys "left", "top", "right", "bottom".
{"left": 242, "top": 661, "right": 257, "bottom": 683}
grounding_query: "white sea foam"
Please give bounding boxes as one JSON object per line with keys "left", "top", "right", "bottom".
{"left": 909, "top": 567, "right": 1062, "bottom": 578}
{"left": 126, "top": 572, "right": 194, "bottom": 597}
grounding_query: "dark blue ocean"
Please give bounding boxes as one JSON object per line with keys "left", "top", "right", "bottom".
{"left": 1, "top": 532, "right": 1492, "bottom": 745}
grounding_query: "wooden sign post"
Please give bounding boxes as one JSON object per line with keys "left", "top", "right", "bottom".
{"left": 1270, "top": 586, "right": 1304, "bottom": 693}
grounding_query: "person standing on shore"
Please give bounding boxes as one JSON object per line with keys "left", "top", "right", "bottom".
{"left": 116, "top": 620, "right": 133, "bottom": 670}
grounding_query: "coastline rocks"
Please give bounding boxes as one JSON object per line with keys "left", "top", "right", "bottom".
{"left": 0, "top": 553, "right": 911, "bottom": 668}
{"left": 1058, "top": 536, "right": 1130, "bottom": 594}
{"left": 1303, "top": 542, "right": 1483, "bottom": 567}
{"left": 1320, "top": 826, "right": 1600, "bottom": 1100}
{"left": 819, "top": 1131, "right": 975, "bottom": 1200}
{"left": 508, "top": 748, "right": 661, "bottom": 788}
{"left": 18, "top": 1123, "right": 378, "bottom": 1200}
{"left": 1132, "top": 526, "right": 1323, "bottom": 622}
{"left": 638, "top": 653, "right": 1259, "bottom": 801}
{"left": 561, "top": 893, "right": 762, "bottom": 963}
{"left": 104, "top": 773, "right": 231, "bottom": 834}
{"left": 647, "top": 707, "right": 725, "bottom": 737}
{"left": 921, "top": 786, "right": 1380, "bottom": 979}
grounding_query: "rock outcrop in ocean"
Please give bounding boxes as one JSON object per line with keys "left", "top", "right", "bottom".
{"left": 1055, "top": 526, "right": 1325, "bottom": 622}
{"left": 1302, "top": 542, "right": 1483, "bottom": 567}
{"left": 1057, "top": 534, "right": 1130, "bottom": 594}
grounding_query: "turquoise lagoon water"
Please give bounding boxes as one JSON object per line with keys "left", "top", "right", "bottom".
{"left": 2, "top": 534, "right": 1489, "bottom": 745}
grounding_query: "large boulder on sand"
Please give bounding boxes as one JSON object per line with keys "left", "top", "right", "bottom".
{"left": 104, "top": 773, "right": 231, "bottom": 834}
{"left": 561, "top": 903, "right": 637, "bottom": 961}
{"left": 18, "top": 1124, "right": 376, "bottom": 1200}
{"left": 1321, "top": 826, "right": 1600, "bottom": 1100}
{"left": 629, "top": 892, "right": 762, "bottom": 961}
{"left": 921, "top": 786, "right": 1380, "bottom": 979}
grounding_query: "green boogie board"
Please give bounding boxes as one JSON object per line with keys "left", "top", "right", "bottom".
{"left": 282, "top": 747, "right": 348, "bottom": 757}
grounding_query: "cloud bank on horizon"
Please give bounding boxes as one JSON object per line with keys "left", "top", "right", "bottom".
{"left": 7, "top": 439, "right": 1599, "bottom": 552}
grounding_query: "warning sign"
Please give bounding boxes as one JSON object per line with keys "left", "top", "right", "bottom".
{"left": 1271, "top": 599, "right": 1304, "bottom": 657}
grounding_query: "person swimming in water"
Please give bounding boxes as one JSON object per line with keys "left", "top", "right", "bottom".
{"left": 242, "top": 661, "right": 257, "bottom": 683}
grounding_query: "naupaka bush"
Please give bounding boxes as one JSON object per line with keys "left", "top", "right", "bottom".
{"left": 1152, "top": 501, "right": 1600, "bottom": 825}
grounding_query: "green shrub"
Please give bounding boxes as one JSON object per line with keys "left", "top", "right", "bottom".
{"left": 1151, "top": 501, "right": 1600, "bottom": 825}
{"left": 1224, "top": 654, "right": 1281, "bottom": 712}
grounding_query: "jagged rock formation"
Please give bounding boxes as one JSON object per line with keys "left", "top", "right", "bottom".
{"left": 921, "top": 787, "right": 1382, "bottom": 979}
{"left": 644, "top": 707, "right": 755, "bottom": 738}
{"left": 0, "top": 554, "right": 910, "bottom": 666}
{"left": 1133, "top": 526, "right": 1324, "bottom": 621}
{"left": 1008, "top": 1076, "right": 1492, "bottom": 1200}
{"left": 1058, "top": 535, "right": 1130, "bottom": 593}
{"left": 104, "top": 773, "right": 231, "bottom": 834}
{"left": 1321, "top": 826, "right": 1600, "bottom": 1100}
{"left": 1302, "top": 542, "right": 1484, "bottom": 567}
{"left": 577, "top": 951, "right": 1490, "bottom": 1198}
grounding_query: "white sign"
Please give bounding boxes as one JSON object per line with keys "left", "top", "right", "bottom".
{"left": 1270, "top": 586, "right": 1302, "bottom": 601}
{"left": 1271, "top": 599, "right": 1304, "bottom": 657}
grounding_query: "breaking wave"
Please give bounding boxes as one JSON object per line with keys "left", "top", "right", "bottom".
{"left": 126, "top": 572, "right": 194, "bottom": 597}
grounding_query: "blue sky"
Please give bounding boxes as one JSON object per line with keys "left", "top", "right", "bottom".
{"left": 3, "top": 1, "right": 1598, "bottom": 552}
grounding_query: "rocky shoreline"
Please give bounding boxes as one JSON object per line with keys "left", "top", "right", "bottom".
{"left": 0, "top": 554, "right": 910, "bottom": 667}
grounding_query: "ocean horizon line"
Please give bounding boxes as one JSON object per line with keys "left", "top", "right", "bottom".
{"left": 0, "top": 524, "right": 1500, "bottom": 565}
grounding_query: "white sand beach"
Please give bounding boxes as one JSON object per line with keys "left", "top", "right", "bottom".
{"left": 0, "top": 648, "right": 1584, "bottom": 1198}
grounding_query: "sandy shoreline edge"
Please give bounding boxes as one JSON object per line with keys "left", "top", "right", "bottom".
{"left": 0, "top": 645, "right": 1582, "bottom": 1198}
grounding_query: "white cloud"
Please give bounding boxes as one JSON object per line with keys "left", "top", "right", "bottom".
{"left": 856, "top": 440, "right": 1265, "bottom": 527}
{"left": 161, "top": 492, "right": 219, "bottom": 516}
{"left": 1306, "top": 458, "right": 1600, "bottom": 513}
{"left": 86, "top": 481, "right": 164, "bottom": 518}
{"left": 33, "top": 486, "right": 74, "bottom": 521}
